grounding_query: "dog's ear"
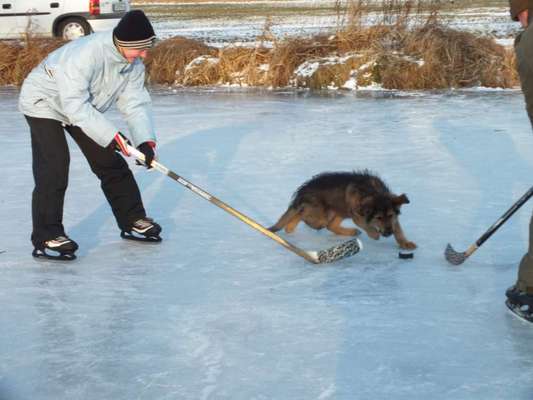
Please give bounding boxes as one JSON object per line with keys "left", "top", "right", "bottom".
{"left": 392, "top": 193, "right": 410, "bottom": 206}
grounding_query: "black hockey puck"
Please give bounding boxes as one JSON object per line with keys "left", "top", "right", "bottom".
{"left": 399, "top": 252, "right": 414, "bottom": 259}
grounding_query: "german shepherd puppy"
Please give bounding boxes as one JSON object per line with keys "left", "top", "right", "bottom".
{"left": 269, "top": 171, "right": 416, "bottom": 250}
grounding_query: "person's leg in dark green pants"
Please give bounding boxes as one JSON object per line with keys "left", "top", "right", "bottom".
{"left": 507, "top": 25, "right": 533, "bottom": 311}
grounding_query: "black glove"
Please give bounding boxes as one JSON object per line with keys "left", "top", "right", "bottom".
{"left": 137, "top": 141, "right": 155, "bottom": 169}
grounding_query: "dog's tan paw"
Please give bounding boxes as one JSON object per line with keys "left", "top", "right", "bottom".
{"left": 399, "top": 241, "right": 417, "bottom": 250}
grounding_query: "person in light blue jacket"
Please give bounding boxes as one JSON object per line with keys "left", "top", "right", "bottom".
{"left": 19, "top": 10, "right": 163, "bottom": 261}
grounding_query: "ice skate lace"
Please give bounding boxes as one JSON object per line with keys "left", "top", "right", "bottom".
{"left": 133, "top": 218, "right": 154, "bottom": 230}
{"left": 45, "top": 236, "right": 71, "bottom": 248}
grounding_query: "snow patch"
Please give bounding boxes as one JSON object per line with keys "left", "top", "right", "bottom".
{"left": 184, "top": 55, "right": 220, "bottom": 72}
{"left": 294, "top": 61, "right": 321, "bottom": 78}
{"left": 342, "top": 76, "right": 357, "bottom": 90}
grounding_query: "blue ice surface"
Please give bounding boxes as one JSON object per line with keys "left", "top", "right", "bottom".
{"left": 1, "top": 86, "right": 533, "bottom": 400}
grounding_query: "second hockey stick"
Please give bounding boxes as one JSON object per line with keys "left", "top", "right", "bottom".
{"left": 445, "top": 186, "right": 533, "bottom": 265}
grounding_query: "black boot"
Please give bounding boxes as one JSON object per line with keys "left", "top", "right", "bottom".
{"left": 505, "top": 285, "right": 533, "bottom": 323}
{"left": 121, "top": 217, "right": 162, "bottom": 242}
{"left": 33, "top": 235, "right": 79, "bottom": 261}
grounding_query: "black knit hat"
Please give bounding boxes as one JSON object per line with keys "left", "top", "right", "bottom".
{"left": 113, "top": 10, "right": 156, "bottom": 50}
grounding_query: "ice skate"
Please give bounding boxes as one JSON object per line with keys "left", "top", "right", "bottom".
{"left": 32, "top": 235, "right": 78, "bottom": 261}
{"left": 505, "top": 285, "right": 533, "bottom": 323}
{"left": 121, "top": 217, "right": 162, "bottom": 243}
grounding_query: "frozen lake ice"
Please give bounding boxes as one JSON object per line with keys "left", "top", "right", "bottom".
{"left": 1, "top": 86, "right": 533, "bottom": 399}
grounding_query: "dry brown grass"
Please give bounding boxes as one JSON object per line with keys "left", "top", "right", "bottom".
{"left": 298, "top": 0, "right": 518, "bottom": 90}
{"left": 0, "top": 0, "right": 521, "bottom": 90}
{"left": 385, "top": 24, "right": 518, "bottom": 89}
{"left": 218, "top": 46, "right": 272, "bottom": 86}
{"left": 266, "top": 35, "right": 337, "bottom": 87}
{"left": 0, "top": 36, "right": 64, "bottom": 86}
{"left": 145, "top": 36, "right": 217, "bottom": 85}
{"left": 0, "top": 41, "right": 20, "bottom": 86}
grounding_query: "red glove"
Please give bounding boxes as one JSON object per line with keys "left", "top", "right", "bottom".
{"left": 114, "top": 132, "right": 131, "bottom": 156}
{"left": 114, "top": 133, "right": 156, "bottom": 169}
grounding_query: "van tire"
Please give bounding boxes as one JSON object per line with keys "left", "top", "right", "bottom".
{"left": 57, "top": 17, "right": 91, "bottom": 40}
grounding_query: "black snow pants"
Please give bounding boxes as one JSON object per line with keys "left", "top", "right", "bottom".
{"left": 25, "top": 115, "right": 146, "bottom": 247}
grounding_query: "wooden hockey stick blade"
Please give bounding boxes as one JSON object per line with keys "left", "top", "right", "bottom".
{"left": 444, "top": 243, "right": 467, "bottom": 265}
{"left": 445, "top": 187, "right": 533, "bottom": 266}
{"left": 444, "top": 243, "right": 476, "bottom": 265}
{"left": 309, "top": 238, "right": 363, "bottom": 264}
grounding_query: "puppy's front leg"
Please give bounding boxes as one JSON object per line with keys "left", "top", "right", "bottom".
{"left": 393, "top": 221, "right": 417, "bottom": 249}
{"left": 351, "top": 214, "right": 377, "bottom": 239}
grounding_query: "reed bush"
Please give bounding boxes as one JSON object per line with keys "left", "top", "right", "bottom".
{"left": 145, "top": 36, "right": 216, "bottom": 84}
{"left": 0, "top": 37, "right": 63, "bottom": 85}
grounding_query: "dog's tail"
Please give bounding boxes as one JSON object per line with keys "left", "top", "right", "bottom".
{"left": 268, "top": 206, "right": 300, "bottom": 232}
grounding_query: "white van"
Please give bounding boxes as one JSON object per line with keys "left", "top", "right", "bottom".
{"left": 0, "top": 0, "right": 130, "bottom": 40}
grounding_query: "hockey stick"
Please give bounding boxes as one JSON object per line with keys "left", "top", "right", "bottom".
{"left": 125, "top": 144, "right": 362, "bottom": 264}
{"left": 445, "top": 186, "right": 533, "bottom": 265}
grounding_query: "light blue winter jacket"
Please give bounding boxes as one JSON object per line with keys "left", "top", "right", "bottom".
{"left": 19, "top": 31, "right": 156, "bottom": 148}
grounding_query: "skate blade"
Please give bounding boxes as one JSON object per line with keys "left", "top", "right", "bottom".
{"left": 505, "top": 300, "right": 533, "bottom": 324}
{"left": 121, "top": 231, "right": 162, "bottom": 243}
{"left": 32, "top": 249, "right": 77, "bottom": 262}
